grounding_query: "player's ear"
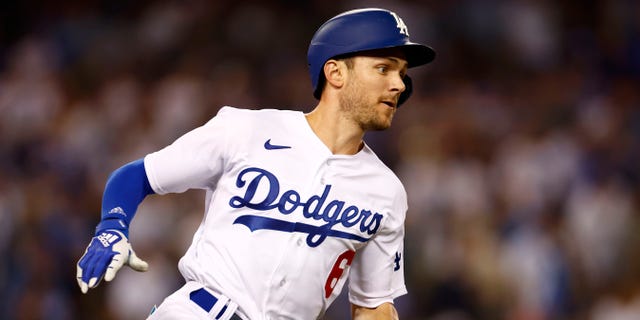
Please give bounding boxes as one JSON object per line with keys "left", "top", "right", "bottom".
{"left": 323, "top": 59, "right": 345, "bottom": 90}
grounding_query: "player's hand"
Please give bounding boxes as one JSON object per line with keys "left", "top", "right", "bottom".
{"left": 76, "top": 230, "right": 149, "bottom": 294}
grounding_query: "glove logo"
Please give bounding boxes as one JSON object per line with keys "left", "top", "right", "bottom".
{"left": 97, "top": 232, "right": 120, "bottom": 247}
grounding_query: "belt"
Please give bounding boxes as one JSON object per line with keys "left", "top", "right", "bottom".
{"left": 189, "top": 288, "right": 242, "bottom": 320}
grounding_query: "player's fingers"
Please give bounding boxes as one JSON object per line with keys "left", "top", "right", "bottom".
{"left": 78, "top": 280, "right": 88, "bottom": 294}
{"left": 88, "top": 276, "right": 101, "bottom": 289}
{"left": 79, "top": 250, "right": 100, "bottom": 284}
{"left": 77, "top": 245, "right": 96, "bottom": 282}
{"left": 76, "top": 266, "right": 89, "bottom": 294}
{"left": 127, "top": 249, "right": 149, "bottom": 272}
{"left": 86, "top": 250, "right": 115, "bottom": 286}
{"left": 104, "top": 256, "right": 125, "bottom": 282}
{"left": 79, "top": 239, "right": 112, "bottom": 284}
{"left": 104, "top": 266, "right": 120, "bottom": 282}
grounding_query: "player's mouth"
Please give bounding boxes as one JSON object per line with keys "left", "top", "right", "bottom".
{"left": 380, "top": 100, "right": 397, "bottom": 108}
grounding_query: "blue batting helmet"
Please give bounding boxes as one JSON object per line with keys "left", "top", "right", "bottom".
{"left": 307, "top": 8, "right": 435, "bottom": 106}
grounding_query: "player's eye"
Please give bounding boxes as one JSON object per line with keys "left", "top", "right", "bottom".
{"left": 376, "top": 66, "right": 388, "bottom": 74}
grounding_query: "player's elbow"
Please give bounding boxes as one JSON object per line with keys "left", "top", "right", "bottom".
{"left": 351, "top": 302, "right": 399, "bottom": 320}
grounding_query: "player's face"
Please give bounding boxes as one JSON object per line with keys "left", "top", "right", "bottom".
{"left": 339, "top": 49, "right": 408, "bottom": 131}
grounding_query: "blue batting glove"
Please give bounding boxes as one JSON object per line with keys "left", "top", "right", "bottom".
{"left": 76, "top": 230, "right": 148, "bottom": 293}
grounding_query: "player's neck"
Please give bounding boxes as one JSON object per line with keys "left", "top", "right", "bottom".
{"left": 305, "top": 104, "right": 365, "bottom": 155}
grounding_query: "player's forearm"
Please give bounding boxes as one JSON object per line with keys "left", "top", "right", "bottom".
{"left": 95, "top": 158, "right": 155, "bottom": 236}
{"left": 351, "top": 302, "right": 399, "bottom": 320}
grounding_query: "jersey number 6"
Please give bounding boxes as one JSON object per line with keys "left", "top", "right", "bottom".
{"left": 324, "top": 250, "right": 356, "bottom": 298}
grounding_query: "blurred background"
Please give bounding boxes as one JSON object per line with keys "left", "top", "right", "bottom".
{"left": 1, "top": 0, "right": 639, "bottom": 319}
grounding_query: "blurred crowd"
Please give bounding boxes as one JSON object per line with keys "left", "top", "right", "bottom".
{"left": 1, "top": 0, "right": 639, "bottom": 319}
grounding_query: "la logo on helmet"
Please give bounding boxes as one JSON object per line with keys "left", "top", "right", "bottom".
{"left": 390, "top": 12, "right": 409, "bottom": 36}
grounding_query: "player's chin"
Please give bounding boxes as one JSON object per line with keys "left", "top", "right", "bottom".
{"left": 367, "top": 116, "right": 394, "bottom": 131}
{"left": 380, "top": 118, "right": 394, "bottom": 130}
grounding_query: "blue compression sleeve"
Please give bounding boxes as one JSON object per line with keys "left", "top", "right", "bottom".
{"left": 95, "top": 158, "right": 155, "bottom": 237}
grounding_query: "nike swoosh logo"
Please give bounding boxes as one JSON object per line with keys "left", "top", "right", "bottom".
{"left": 264, "top": 139, "right": 291, "bottom": 150}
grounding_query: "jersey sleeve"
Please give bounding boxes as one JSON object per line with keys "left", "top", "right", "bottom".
{"left": 347, "top": 187, "right": 408, "bottom": 308}
{"left": 144, "top": 106, "right": 240, "bottom": 194}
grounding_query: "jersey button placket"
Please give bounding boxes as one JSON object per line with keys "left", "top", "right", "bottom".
{"left": 320, "top": 158, "right": 332, "bottom": 185}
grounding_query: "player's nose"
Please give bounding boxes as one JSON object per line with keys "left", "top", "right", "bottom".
{"left": 390, "top": 73, "right": 406, "bottom": 94}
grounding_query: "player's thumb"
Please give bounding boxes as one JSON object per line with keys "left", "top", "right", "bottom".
{"left": 127, "top": 249, "right": 149, "bottom": 272}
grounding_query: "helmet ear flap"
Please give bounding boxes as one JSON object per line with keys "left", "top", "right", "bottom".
{"left": 397, "top": 75, "right": 413, "bottom": 107}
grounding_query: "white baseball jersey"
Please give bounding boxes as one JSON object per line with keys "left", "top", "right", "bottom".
{"left": 144, "top": 106, "right": 408, "bottom": 319}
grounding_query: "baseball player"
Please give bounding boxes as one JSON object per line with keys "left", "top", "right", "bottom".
{"left": 76, "top": 8, "right": 435, "bottom": 320}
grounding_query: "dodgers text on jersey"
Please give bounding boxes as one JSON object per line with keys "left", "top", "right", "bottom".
{"left": 229, "top": 167, "right": 383, "bottom": 247}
